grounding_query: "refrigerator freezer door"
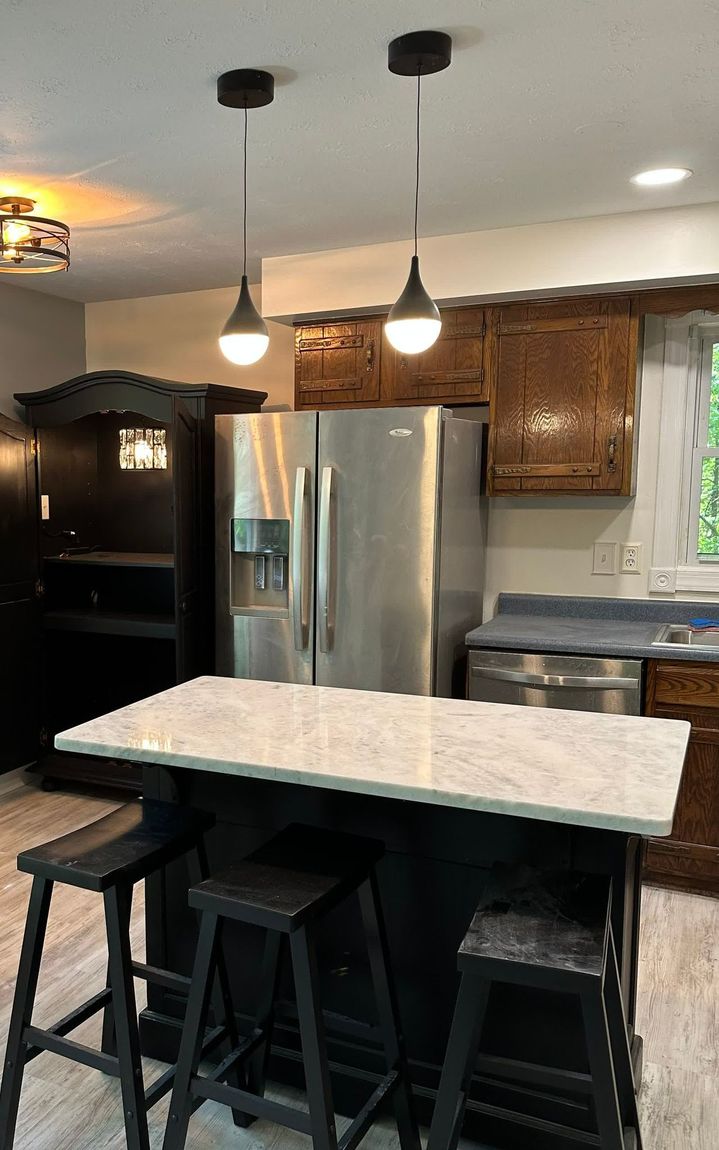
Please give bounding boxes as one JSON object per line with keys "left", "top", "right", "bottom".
{"left": 316, "top": 407, "right": 441, "bottom": 694}
{"left": 215, "top": 412, "right": 317, "bottom": 683}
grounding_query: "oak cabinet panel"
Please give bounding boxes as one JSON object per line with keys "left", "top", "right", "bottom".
{"left": 486, "top": 297, "right": 638, "bottom": 495}
{"left": 294, "top": 320, "right": 381, "bottom": 408}
{"left": 644, "top": 662, "right": 719, "bottom": 896}
{"left": 381, "top": 306, "right": 488, "bottom": 404}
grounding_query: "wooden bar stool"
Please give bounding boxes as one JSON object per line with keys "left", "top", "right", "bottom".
{"left": 0, "top": 799, "right": 240, "bottom": 1150}
{"left": 162, "top": 823, "right": 421, "bottom": 1150}
{"left": 427, "top": 866, "right": 643, "bottom": 1150}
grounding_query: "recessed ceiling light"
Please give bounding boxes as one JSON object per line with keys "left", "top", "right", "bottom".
{"left": 631, "top": 167, "right": 693, "bottom": 187}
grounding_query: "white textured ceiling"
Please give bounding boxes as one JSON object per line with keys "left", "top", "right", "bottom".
{"left": 2, "top": 0, "right": 718, "bottom": 303}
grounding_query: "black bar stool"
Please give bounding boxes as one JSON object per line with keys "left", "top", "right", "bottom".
{"left": 0, "top": 799, "right": 240, "bottom": 1150}
{"left": 427, "top": 866, "right": 643, "bottom": 1150}
{"left": 162, "top": 823, "right": 421, "bottom": 1150}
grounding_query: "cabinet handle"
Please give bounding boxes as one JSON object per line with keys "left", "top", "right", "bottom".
{"left": 608, "top": 435, "right": 617, "bottom": 473}
{"left": 366, "top": 339, "right": 375, "bottom": 373}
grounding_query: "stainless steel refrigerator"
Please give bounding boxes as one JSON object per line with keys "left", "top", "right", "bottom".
{"left": 215, "top": 406, "right": 486, "bottom": 697}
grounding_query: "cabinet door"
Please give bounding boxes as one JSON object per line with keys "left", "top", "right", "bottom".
{"left": 382, "top": 306, "right": 487, "bottom": 404}
{"left": 295, "top": 320, "right": 381, "bottom": 409}
{"left": 172, "top": 399, "right": 200, "bottom": 681}
{"left": 487, "top": 297, "right": 636, "bottom": 495}
{"left": 0, "top": 414, "right": 40, "bottom": 774}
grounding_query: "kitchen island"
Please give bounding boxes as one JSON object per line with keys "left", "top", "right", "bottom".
{"left": 56, "top": 676, "right": 689, "bottom": 1149}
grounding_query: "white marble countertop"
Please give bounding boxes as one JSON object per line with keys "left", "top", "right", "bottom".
{"left": 55, "top": 676, "right": 690, "bottom": 835}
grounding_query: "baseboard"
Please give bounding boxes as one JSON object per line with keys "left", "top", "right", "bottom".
{"left": 0, "top": 766, "right": 29, "bottom": 797}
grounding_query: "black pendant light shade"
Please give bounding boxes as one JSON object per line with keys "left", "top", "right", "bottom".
{"left": 217, "top": 69, "right": 274, "bottom": 366}
{"left": 219, "top": 275, "right": 269, "bottom": 365}
{"left": 385, "top": 31, "right": 451, "bottom": 355}
{"left": 385, "top": 255, "right": 441, "bottom": 354}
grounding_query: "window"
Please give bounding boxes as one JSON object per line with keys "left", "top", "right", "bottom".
{"left": 649, "top": 312, "right": 719, "bottom": 594}
{"left": 687, "top": 329, "right": 719, "bottom": 563}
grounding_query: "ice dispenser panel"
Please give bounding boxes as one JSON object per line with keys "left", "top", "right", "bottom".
{"left": 230, "top": 518, "right": 290, "bottom": 618}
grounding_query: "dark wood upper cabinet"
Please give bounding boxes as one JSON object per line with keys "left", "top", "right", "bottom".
{"left": 295, "top": 319, "right": 381, "bottom": 408}
{"left": 643, "top": 661, "right": 719, "bottom": 897}
{"left": 486, "top": 297, "right": 639, "bottom": 495}
{"left": 382, "top": 306, "right": 488, "bottom": 404}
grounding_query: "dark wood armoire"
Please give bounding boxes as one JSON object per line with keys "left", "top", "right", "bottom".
{"left": 1, "top": 370, "right": 265, "bottom": 792}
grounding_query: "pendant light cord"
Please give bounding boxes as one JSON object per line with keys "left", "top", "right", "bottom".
{"left": 242, "top": 103, "right": 248, "bottom": 278}
{"left": 414, "top": 68, "right": 421, "bottom": 257}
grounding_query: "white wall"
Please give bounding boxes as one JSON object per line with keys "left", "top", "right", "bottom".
{"left": 85, "top": 284, "right": 294, "bottom": 409}
{"left": 0, "top": 281, "right": 86, "bottom": 421}
{"left": 262, "top": 202, "right": 719, "bottom": 320}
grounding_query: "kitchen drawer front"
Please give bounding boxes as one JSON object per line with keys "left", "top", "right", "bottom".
{"left": 653, "top": 662, "right": 719, "bottom": 710}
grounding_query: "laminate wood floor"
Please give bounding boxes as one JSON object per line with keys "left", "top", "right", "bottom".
{"left": 0, "top": 783, "right": 716, "bottom": 1149}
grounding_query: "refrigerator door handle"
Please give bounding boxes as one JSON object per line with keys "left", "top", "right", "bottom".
{"left": 291, "top": 466, "right": 310, "bottom": 651}
{"left": 318, "top": 465, "right": 336, "bottom": 653}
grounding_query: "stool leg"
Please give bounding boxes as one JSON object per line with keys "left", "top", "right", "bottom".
{"left": 290, "top": 925, "right": 338, "bottom": 1150}
{"left": 358, "top": 872, "right": 421, "bottom": 1150}
{"left": 427, "top": 972, "right": 489, "bottom": 1150}
{"left": 246, "top": 930, "right": 284, "bottom": 1101}
{"left": 104, "top": 884, "right": 150, "bottom": 1150}
{"left": 581, "top": 984, "right": 626, "bottom": 1150}
{"left": 0, "top": 876, "right": 53, "bottom": 1149}
{"left": 163, "top": 911, "right": 221, "bottom": 1150}
{"left": 605, "top": 929, "right": 644, "bottom": 1149}
{"left": 101, "top": 885, "right": 134, "bottom": 1058}
{"left": 188, "top": 843, "right": 249, "bottom": 1128}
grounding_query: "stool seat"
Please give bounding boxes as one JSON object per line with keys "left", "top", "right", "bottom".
{"left": 459, "top": 866, "right": 609, "bottom": 980}
{"left": 18, "top": 800, "right": 215, "bottom": 892}
{"left": 189, "top": 823, "right": 384, "bottom": 932}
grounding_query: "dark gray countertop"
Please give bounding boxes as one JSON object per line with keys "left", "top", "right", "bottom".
{"left": 466, "top": 594, "right": 719, "bottom": 662}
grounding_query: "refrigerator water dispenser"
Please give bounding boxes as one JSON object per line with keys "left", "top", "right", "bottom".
{"left": 230, "top": 518, "right": 290, "bottom": 617}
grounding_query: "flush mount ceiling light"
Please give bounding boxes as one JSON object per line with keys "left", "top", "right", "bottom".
{"left": 217, "top": 68, "right": 274, "bottom": 366}
{"left": 0, "top": 196, "right": 70, "bottom": 274}
{"left": 630, "top": 167, "right": 693, "bottom": 187}
{"left": 385, "top": 30, "right": 451, "bottom": 356}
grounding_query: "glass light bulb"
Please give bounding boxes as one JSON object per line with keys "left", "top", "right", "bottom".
{"left": 385, "top": 317, "right": 442, "bottom": 354}
{"left": 4, "top": 220, "right": 31, "bottom": 244}
{"left": 219, "top": 332, "right": 270, "bottom": 366}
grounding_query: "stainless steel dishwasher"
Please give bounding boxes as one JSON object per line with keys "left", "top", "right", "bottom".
{"left": 468, "top": 649, "right": 643, "bottom": 715}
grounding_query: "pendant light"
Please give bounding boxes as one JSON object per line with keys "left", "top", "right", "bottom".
{"left": 217, "top": 69, "right": 274, "bottom": 366}
{"left": 385, "top": 31, "right": 451, "bottom": 355}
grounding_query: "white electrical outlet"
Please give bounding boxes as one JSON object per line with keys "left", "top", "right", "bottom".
{"left": 41, "top": 494, "right": 50, "bottom": 521}
{"left": 621, "top": 543, "right": 643, "bottom": 574}
{"left": 592, "top": 541, "right": 617, "bottom": 575}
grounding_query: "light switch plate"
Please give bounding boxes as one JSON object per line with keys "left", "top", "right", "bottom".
{"left": 592, "top": 541, "right": 617, "bottom": 575}
{"left": 41, "top": 494, "right": 50, "bottom": 521}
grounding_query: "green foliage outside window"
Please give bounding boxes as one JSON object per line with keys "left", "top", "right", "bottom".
{"left": 698, "top": 343, "right": 719, "bottom": 557}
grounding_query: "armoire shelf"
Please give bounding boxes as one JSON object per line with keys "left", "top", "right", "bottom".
{"left": 45, "top": 551, "right": 175, "bottom": 569}
{"left": 43, "top": 608, "right": 177, "bottom": 640}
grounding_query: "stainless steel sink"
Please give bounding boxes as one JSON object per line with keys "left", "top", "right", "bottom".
{"left": 652, "top": 623, "right": 719, "bottom": 649}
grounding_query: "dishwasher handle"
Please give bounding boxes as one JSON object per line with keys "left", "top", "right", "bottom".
{"left": 469, "top": 666, "right": 639, "bottom": 691}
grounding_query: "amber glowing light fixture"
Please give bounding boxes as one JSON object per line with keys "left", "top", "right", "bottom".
{"left": 217, "top": 69, "right": 274, "bottom": 366}
{"left": 385, "top": 32, "right": 451, "bottom": 355}
{"left": 0, "top": 196, "right": 70, "bottom": 273}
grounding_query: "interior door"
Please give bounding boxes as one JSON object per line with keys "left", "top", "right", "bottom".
{"left": 172, "top": 399, "right": 200, "bottom": 682}
{"left": 214, "top": 411, "right": 317, "bottom": 684}
{"left": 316, "top": 406, "right": 441, "bottom": 694}
{"left": 0, "top": 414, "right": 40, "bottom": 773}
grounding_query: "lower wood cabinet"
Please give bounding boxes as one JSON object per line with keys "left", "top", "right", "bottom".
{"left": 644, "top": 660, "right": 719, "bottom": 896}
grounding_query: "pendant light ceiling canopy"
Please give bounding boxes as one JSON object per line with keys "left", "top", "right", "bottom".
{"left": 0, "top": 196, "right": 70, "bottom": 274}
{"left": 385, "top": 31, "right": 451, "bottom": 356}
{"left": 217, "top": 68, "right": 274, "bottom": 367}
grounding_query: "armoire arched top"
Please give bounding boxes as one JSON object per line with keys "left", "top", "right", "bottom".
{"left": 15, "top": 370, "right": 267, "bottom": 426}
